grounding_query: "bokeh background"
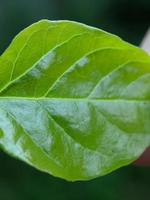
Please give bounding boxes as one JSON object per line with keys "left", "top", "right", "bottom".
{"left": 0, "top": 0, "right": 150, "bottom": 199}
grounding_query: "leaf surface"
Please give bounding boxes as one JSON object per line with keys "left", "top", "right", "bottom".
{"left": 0, "top": 20, "right": 150, "bottom": 181}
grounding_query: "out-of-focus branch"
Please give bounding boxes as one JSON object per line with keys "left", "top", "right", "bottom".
{"left": 134, "top": 28, "right": 150, "bottom": 166}
{"left": 134, "top": 148, "right": 150, "bottom": 166}
{"left": 140, "top": 28, "right": 150, "bottom": 54}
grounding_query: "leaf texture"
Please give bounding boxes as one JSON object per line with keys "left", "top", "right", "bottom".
{"left": 0, "top": 20, "right": 150, "bottom": 181}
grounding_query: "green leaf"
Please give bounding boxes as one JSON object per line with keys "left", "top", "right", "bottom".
{"left": 0, "top": 19, "right": 150, "bottom": 181}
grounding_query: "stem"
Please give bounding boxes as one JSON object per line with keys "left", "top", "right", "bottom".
{"left": 140, "top": 28, "right": 150, "bottom": 54}
{"left": 134, "top": 28, "right": 150, "bottom": 166}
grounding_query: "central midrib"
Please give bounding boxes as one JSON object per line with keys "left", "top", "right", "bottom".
{"left": 0, "top": 96, "right": 149, "bottom": 103}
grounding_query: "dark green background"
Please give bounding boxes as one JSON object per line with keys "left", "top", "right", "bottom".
{"left": 0, "top": 0, "right": 150, "bottom": 199}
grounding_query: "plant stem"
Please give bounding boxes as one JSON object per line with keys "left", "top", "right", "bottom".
{"left": 140, "top": 28, "right": 150, "bottom": 54}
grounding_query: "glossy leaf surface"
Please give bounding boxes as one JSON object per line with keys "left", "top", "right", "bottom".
{"left": 0, "top": 20, "right": 150, "bottom": 181}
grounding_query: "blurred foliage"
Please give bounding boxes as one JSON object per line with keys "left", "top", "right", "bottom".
{"left": 0, "top": 0, "right": 150, "bottom": 54}
{"left": 0, "top": 0, "right": 150, "bottom": 199}
{"left": 0, "top": 151, "right": 150, "bottom": 200}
